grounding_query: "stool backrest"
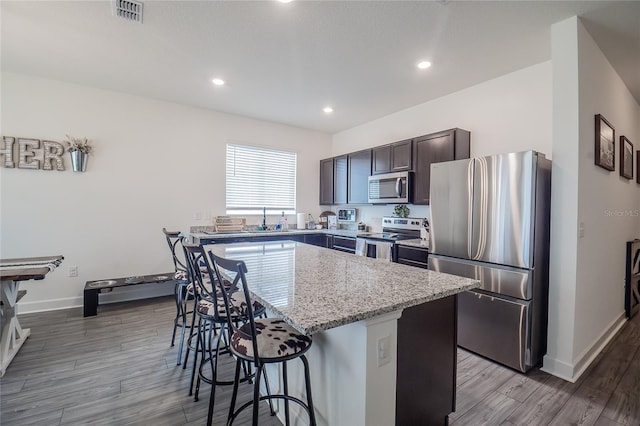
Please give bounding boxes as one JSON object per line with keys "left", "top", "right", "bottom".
{"left": 162, "top": 228, "right": 187, "bottom": 276}
{"left": 183, "top": 244, "right": 223, "bottom": 317}
{"left": 208, "top": 251, "right": 261, "bottom": 364}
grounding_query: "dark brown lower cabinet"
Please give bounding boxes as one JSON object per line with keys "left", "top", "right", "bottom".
{"left": 396, "top": 295, "right": 457, "bottom": 425}
{"left": 396, "top": 245, "right": 429, "bottom": 269}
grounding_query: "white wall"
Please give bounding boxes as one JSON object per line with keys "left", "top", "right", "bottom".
{"left": 1, "top": 72, "right": 332, "bottom": 312}
{"left": 331, "top": 61, "right": 552, "bottom": 229}
{"left": 544, "top": 17, "right": 640, "bottom": 381}
{"left": 574, "top": 18, "right": 640, "bottom": 370}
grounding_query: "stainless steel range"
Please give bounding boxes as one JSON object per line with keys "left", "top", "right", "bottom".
{"left": 356, "top": 217, "right": 423, "bottom": 260}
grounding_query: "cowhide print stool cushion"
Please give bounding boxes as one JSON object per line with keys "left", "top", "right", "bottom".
{"left": 196, "top": 290, "right": 265, "bottom": 319}
{"left": 231, "top": 318, "right": 311, "bottom": 360}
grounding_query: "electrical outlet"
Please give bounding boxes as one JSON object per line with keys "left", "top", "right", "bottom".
{"left": 377, "top": 335, "right": 391, "bottom": 367}
{"left": 578, "top": 222, "right": 585, "bottom": 238}
{"left": 68, "top": 266, "right": 78, "bottom": 277}
{"left": 194, "top": 211, "right": 202, "bottom": 220}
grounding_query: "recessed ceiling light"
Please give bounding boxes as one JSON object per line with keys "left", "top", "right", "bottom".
{"left": 212, "top": 78, "right": 225, "bottom": 86}
{"left": 277, "top": 0, "right": 293, "bottom": 3}
{"left": 417, "top": 61, "right": 432, "bottom": 70}
{"left": 323, "top": 107, "right": 334, "bottom": 114}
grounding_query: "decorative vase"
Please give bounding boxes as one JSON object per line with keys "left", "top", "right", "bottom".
{"left": 70, "top": 150, "right": 88, "bottom": 172}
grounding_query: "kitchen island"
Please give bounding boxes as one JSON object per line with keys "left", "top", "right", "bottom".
{"left": 207, "top": 241, "right": 478, "bottom": 425}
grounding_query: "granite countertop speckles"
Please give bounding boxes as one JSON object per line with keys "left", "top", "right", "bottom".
{"left": 396, "top": 238, "right": 430, "bottom": 249}
{"left": 207, "top": 241, "right": 478, "bottom": 335}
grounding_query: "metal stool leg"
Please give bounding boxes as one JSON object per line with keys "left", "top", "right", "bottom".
{"left": 176, "top": 284, "right": 190, "bottom": 365}
{"left": 228, "top": 358, "right": 242, "bottom": 424}
{"left": 171, "top": 282, "right": 180, "bottom": 347}
{"left": 189, "top": 317, "right": 202, "bottom": 397}
{"left": 183, "top": 293, "right": 198, "bottom": 370}
{"left": 252, "top": 365, "right": 263, "bottom": 426}
{"left": 283, "top": 361, "right": 290, "bottom": 426}
{"left": 301, "top": 355, "right": 317, "bottom": 426}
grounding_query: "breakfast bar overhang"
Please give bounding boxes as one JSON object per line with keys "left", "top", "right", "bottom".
{"left": 207, "top": 241, "right": 478, "bottom": 425}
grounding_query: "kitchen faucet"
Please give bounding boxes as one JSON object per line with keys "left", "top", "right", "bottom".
{"left": 261, "top": 207, "right": 267, "bottom": 230}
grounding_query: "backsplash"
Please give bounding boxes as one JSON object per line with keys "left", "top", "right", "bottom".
{"left": 331, "top": 204, "right": 430, "bottom": 232}
{"left": 189, "top": 205, "right": 430, "bottom": 234}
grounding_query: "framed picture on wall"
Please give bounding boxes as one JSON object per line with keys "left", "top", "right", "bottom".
{"left": 620, "top": 136, "right": 633, "bottom": 179}
{"left": 595, "top": 114, "right": 615, "bottom": 171}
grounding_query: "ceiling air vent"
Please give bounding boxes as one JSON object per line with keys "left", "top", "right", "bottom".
{"left": 113, "top": 0, "right": 143, "bottom": 23}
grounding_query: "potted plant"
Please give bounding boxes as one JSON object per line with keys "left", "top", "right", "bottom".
{"left": 393, "top": 204, "right": 410, "bottom": 218}
{"left": 64, "top": 135, "right": 92, "bottom": 172}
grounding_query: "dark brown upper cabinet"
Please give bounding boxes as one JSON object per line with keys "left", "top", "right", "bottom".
{"left": 347, "top": 149, "right": 372, "bottom": 204}
{"left": 372, "top": 139, "right": 413, "bottom": 174}
{"left": 333, "top": 155, "right": 348, "bottom": 205}
{"left": 412, "top": 128, "right": 470, "bottom": 205}
{"left": 319, "top": 158, "right": 335, "bottom": 205}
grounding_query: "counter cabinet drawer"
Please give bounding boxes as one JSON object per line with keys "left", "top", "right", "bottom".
{"left": 396, "top": 245, "right": 429, "bottom": 269}
{"left": 331, "top": 236, "right": 356, "bottom": 253}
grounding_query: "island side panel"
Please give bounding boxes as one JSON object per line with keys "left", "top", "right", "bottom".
{"left": 396, "top": 295, "right": 457, "bottom": 425}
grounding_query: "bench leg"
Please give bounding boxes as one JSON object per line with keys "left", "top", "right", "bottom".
{"left": 83, "top": 288, "right": 99, "bottom": 317}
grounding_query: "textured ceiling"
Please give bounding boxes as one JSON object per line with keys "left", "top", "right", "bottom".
{"left": 1, "top": 1, "right": 638, "bottom": 134}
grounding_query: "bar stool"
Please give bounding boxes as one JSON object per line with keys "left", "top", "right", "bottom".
{"left": 162, "top": 228, "right": 192, "bottom": 365}
{"left": 183, "top": 244, "right": 270, "bottom": 426}
{"left": 208, "top": 251, "right": 316, "bottom": 426}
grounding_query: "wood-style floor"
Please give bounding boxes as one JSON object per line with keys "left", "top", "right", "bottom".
{"left": 1, "top": 296, "right": 639, "bottom": 425}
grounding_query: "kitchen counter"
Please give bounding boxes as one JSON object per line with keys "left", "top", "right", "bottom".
{"left": 208, "top": 241, "right": 474, "bottom": 335}
{"left": 395, "top": 238, "right": 430, "bottom": 249}
{"left": 191, "top": 227, "right": 363, "bottom": 244}
{"left": 206, "top": 240, "right": 478, "bottom": 425}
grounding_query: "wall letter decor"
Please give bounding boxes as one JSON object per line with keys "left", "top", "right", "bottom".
{"left": 0, "top": 136, "right": 15, "bottom": 168}
{"left": 1, "top": 136, "right": 71, "bottom": 172}
{"left": 18, "top": 138, "right": 40, "bottom": 170}
{"left": 42, "top": 141, "right": 65, "bottom": 171}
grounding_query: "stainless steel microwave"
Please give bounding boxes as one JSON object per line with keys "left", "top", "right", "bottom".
{"left": 368, "top": 171, "right": 412, "bottom": 204}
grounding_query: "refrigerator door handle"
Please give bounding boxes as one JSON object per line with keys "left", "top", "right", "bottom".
{"left": 467, "top": 159, "right": 475, "bottom": 259}
{"left": 470, "top": 157, "right": 489, "bottom": 260}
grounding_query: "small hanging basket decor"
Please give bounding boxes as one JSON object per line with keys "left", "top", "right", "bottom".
{"left": 64, "top": 135, "right": 92, "bottom": 172}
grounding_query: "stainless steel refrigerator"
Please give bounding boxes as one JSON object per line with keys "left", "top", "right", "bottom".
{"left": 428, "top": 151, "right": 551, "bottom": 372}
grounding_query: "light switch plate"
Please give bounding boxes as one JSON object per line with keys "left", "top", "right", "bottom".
{"left": 377, "top": 335, "right": 391, "bottom": 367}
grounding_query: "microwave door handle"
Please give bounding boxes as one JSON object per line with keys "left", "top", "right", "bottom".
{"left": 396, "top": 178, "right": 402, "bottom": 197}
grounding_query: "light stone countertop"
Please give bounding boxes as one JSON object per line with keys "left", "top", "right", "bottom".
{"left": 207, "top": 241, "right": 478, "bottom": 335}
{"left": 395, "top": 238, "right": 430, "bottom": 249}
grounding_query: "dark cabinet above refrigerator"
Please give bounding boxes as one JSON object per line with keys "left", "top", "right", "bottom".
{"left": 413, "top": 128, "right": 470, "bottom": 205}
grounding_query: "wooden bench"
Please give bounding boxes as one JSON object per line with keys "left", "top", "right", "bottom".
{"left": 83, "top": 272, "right": 176, "bottom": 317}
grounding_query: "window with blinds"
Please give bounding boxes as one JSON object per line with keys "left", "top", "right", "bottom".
{"left": 226, "top": 143, "right": 297, "bottom": 215}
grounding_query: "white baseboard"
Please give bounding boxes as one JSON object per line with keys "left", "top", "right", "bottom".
{"left": 542, "top": 312, "right": 627, "bottom": 382}
{"left": 17, "top": 282, "right": 175, "bottom": 315}
{"left": 16, "top": 296, "right": 84, "bottom": 315}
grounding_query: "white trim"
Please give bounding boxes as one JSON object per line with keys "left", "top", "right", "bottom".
{"left": 364, "top": 309, "right": 403, "bottom": 326}
{"left": 571, "top": 313, "right": 627, "bottom": 381}
{"left": 542, "top": 312, "right": 627, "bottom": 382}
{"left": 541, "top": 355, "right": 576, "bottom": 382}
{"left": 17, "top": 296, "right": 84, "bottom": 314}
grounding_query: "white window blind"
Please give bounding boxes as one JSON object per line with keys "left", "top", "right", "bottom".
{"left": 226, "top": 143, "right": 297, "bottom": 215}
